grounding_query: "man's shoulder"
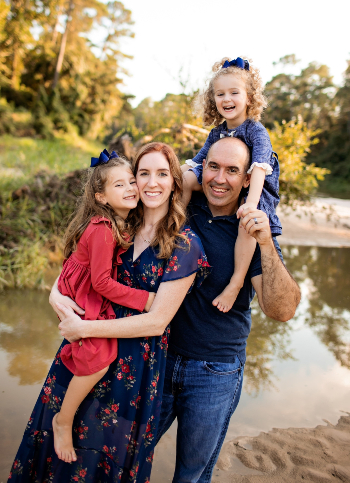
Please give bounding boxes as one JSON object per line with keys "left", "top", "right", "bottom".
{"left": 188, "top": 192, "right": 207, "bottom": 212}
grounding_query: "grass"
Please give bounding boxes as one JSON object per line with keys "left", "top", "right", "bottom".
{"left": 0, "top": 133, "right": 103, "bottom": 290}
{"left": 0, "top": 132, "right": 103, "bottom": 196}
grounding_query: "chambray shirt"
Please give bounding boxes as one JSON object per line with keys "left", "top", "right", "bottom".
{"left": 189, "top": 119, "right": 282, "bottom": 235}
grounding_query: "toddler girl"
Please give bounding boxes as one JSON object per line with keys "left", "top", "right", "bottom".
{"left": 182, "top": 57, "right": 281, "bottom": 312}
{"left": 52, "top": 150, "right": 155, "bottom": 462}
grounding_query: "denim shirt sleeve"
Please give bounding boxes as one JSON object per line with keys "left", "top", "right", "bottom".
{"left": 249, "top": 124, "right": 273, "bottom": 166}
{"left": 191, "top": 128, "right": 215, "bottom": 165}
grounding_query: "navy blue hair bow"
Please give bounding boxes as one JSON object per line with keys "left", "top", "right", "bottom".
{"left": 90, "top": 149, "right": 119, "bottom": 168}
{"left": 222, "top": 57, "right": 249, "bottom": 71}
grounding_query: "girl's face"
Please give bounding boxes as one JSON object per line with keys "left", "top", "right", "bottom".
{"left": 136, "top": 152, "right": 175, "bottom": 212}
{"left": 96, "top": 165, "right": 139, "bottom": 218}
{"left": 213, "top": 74, "right": 249, "bottom": 129}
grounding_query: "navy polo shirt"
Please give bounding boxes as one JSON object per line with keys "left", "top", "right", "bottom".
{"left": 169, "top": 192, "right": 263, "bottom": 364}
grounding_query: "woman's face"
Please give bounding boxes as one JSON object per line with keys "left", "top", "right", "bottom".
{"left": 136, "top": 152, "right": 175, "bottom": 211}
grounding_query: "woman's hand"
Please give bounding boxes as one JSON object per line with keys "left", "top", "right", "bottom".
{"left": 49, "top": 277, "right": 85, "bottom": 320}
{"left": 57, "top": 303, "right": 88, "bottom": 342}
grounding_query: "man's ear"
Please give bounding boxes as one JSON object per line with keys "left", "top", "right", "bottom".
{"left": 202, "top": 159, "right": 206, "bottom": 168}
{"left": 95, "top": 192, "right": 107, "bottom": 204}
{"left": 243, "top": 173, "right": 251, "bottom": 189}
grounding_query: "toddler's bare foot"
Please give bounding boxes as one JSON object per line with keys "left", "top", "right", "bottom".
{"left": 52, "top": 413, "right": 77, "bottom": 463}
{"left": 212, "top": 284, "right": 241, "bottom": 313}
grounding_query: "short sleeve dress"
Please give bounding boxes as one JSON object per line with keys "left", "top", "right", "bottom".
{"left": 8, "top": 227, "right": 210, "bottom": 483}
{"left": 58, "top": 216, "right": 149, "bottom": 376}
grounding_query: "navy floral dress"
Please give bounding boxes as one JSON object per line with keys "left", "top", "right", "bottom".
{"left": 8, "top": 228, "right": 210, "bottom": 483}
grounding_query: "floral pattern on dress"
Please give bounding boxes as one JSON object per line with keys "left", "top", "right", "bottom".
{"left": 8, "top": 227, "right": 210, "bottom": 483}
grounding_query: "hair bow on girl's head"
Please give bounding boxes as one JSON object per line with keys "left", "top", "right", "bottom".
{"left": 222, "top": 58, "right": 250, "bottom": 71}
{"left": 90, "top": 149, "right": 119, "bottom": 168}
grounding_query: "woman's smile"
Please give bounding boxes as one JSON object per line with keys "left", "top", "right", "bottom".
{"left": 136, "top": 151, "right": 174, "bottom": 211}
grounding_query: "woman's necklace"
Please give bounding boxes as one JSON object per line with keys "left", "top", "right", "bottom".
{"left": 139, "top": 229, "right": 153, "bottom": 244}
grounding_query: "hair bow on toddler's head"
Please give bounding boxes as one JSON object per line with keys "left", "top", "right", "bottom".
{"left": 222, "top": 57, "right": 249, "bottom": 71}
{"left": 90, "top": 149, "right": 119, "bottom": 168}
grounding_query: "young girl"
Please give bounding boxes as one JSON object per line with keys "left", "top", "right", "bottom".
{"left": 53, "top": 149, "right": 155, "bottom": 463}
{"left": 182, "top": 56, "right": 282, "bottom": 312}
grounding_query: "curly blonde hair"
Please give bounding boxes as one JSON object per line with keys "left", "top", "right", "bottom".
{"left": 195, "top": 57, "right": 267, "bottom": 127}
{"left": 128, "top": 142, "right": 187, "bottom": 260}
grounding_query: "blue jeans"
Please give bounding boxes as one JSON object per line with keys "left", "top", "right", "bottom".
{"left": 156, "top": 351, "right": 244, "bottom": 483}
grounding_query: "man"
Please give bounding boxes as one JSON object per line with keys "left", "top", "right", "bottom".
{"left": 156, "top": 136, "right": 300, "bottom": 482}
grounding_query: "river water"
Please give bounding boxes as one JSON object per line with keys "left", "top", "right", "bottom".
{"left": 1, "top": 245, "right": 350, "bottom": 482}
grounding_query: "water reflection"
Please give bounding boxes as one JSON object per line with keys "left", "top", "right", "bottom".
{"left": 0, "top": 248, "right": 349, "bottom": 393}
{"left": 0, "top": 290, "right": 62, "bottom": 385}
{"left": 242, "top": 246, "right": 350, "bottom": 395}
{"left": 0, "top": 247, "right": 350, "bottom": 482}
{"left": 283, "top": 246, "right": 350, "bottom": 369}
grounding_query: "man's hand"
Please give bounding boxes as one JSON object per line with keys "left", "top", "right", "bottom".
{"left": 57, "top": 303, "right": 87, "bottom": 342}
{"left": 239, "top": 206, "right": 272, "bottom": 246}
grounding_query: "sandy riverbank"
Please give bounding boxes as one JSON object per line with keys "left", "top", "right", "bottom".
{"left": 213, "top": 413, "right": 350, "bottom": 483}
{"left": 277, "top": 197, "right": 350, "bottom": 247}
{"left": 210, "top": 197, "right": 350, "bottom": 482}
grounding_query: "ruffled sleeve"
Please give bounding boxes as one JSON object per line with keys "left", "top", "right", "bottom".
{"left": 161, "top": 227, "right": 211, "bottom": 292}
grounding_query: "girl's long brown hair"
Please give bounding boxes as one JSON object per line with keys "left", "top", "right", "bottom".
{"left": 128, "top": 142, "right": 187, "bottom": 260}
{"left": 63, "top": 157, "right": 133, "bottom": 259}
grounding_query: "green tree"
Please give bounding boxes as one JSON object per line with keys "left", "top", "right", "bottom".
{"left": 268, "top": 117, "right": 329, "bottom": 206}
{"left": 307, "top": 60, "right": 350, "bottom": 194}
{"left": 264, "top": 55, "right": 336, "bottom": 132}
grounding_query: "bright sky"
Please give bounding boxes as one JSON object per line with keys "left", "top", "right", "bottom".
{"left": 117, "top": 0, "right": 350, "bottom": 107}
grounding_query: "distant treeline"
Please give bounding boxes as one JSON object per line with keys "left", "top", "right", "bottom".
{"left": 0, "top": 0, "right": 349, "bottom": 193}
{"left": 0, "top": 0, "right": 133, "bottom": 139}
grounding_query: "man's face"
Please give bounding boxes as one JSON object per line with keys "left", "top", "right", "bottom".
{"left": 202, "top": 139, "right": 250, "bottom": 216}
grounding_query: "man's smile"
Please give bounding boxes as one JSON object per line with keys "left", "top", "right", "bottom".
{"left": 210, "top": 185, "right": 229, "bottom": 195}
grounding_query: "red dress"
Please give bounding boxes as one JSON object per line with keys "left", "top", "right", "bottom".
{"left": 58, "top": 216, "right": 149, "bottom": 376}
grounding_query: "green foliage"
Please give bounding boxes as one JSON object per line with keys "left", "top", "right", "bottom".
{"left": 306, "top": 60, "right": 350, "bottom": 196}
{"left": 264, "top": 57, "right": 336, "bottom": 132}
{"left": 268, "top": 118, "right": 329, "bottom": 206}
{"left": 263, "top": 54, "right": 349, "bottom": 194}
{"left": 0, "top": 133, "right": 102, "bottom": 195}
{"left": 111, "top": 92, "right": 209, "bottom": 160}
{"left": 0, "top": 132, "right": 103, "bottom": 289}
{"left": 0, "top": 0, "right": 133, "bottom": 139}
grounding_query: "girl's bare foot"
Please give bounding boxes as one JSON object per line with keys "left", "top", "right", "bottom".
{"left": 52, "top": 413, "right": 77, "bottom": 463}
{"left": 212, "top": 284, "right": 241, "bottom": 313}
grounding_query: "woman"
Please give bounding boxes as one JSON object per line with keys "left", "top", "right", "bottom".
{"left": 8, "top": 142, "right": 210, "bottom": 483}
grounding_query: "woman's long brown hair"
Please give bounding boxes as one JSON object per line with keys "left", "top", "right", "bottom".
{"left": 63, "top": 157, "right": 133, "bottom": 259}
{"left": 128, "top": 142, "right": 187, "bottom": 260}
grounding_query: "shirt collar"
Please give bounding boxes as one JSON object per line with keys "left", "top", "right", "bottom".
{"left": 190, "top": 192, "right": 238, "bottom": 224}
{"left": 222, "top": 118, "right": 250, "bottom": 133}
{"left": 91, "top": 215, "right": 112, "bottom": 225}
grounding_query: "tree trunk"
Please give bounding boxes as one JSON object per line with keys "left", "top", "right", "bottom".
{"left": 52, "top": 0, "right": 74, "bottom": 89}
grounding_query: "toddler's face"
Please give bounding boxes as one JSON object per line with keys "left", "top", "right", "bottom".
{"left": 96, "top": 165, "right": 139, "bottom": 218}
{"left": 213, "top": 74, "right": 249, "bottom": 129}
